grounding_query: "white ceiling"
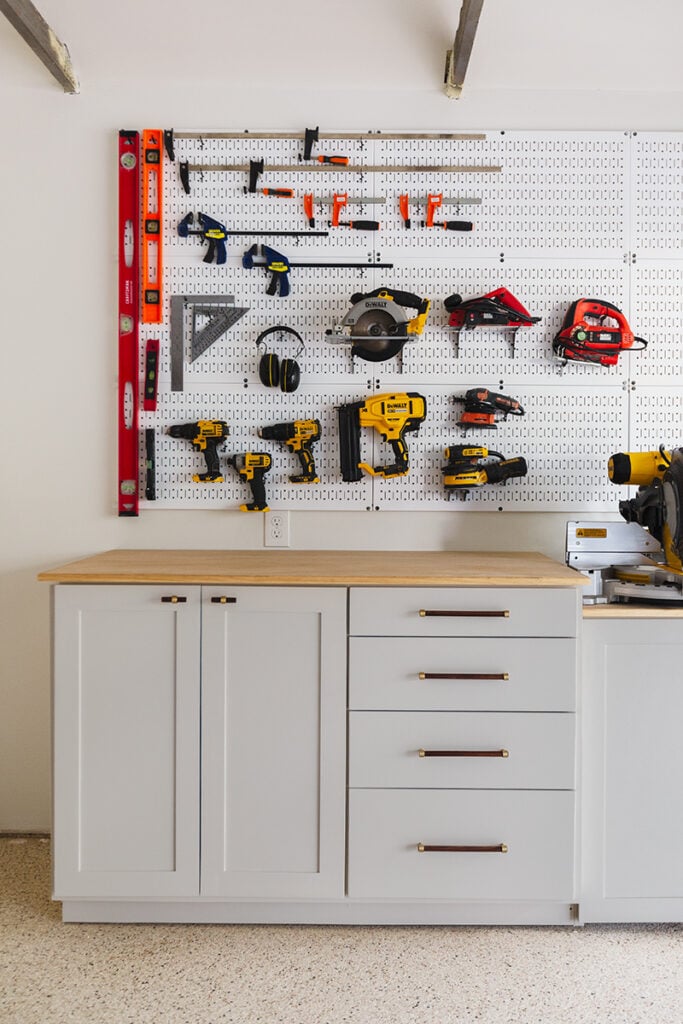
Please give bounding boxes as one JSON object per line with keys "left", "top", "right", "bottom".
{"left": 2, "top": 0, "right": 683, "bottom": 95}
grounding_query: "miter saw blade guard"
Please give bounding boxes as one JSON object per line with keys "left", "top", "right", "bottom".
{"left": 326, "top": 288, "right": 430, "bottom": 362}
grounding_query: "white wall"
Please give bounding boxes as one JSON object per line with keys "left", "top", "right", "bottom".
{"left": 2, "top": 0, "right": 682, "bottom": 829}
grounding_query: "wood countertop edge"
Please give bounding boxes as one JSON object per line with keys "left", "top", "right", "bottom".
{"left": 37, "top": 571, "right": 584, "bottom": 587}
{"left": 37, "top": 549, "right": 587, "bottom": 587}
{"left": 583, "top": 604, "right": 683, "bottom": 618}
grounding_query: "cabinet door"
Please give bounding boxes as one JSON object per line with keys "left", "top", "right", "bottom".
{"left": 53, "top": 585, "right": 200, "bottom": 900}
{"left": 581, "top": 618, "right": 683, "bottom": 921}
{"left": 201, "top": 587, "right": 346, "bottom": 898}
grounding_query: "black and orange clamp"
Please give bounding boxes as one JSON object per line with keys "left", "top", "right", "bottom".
{"left": 330, "top": 192, "right": 379, "bottom": 231}
{"left": 425, "top": 193, "right": 473, "bottom": 232}
{"left": 399, "top": 194, "right": 411, "bottom": 229}
{"left": 300, "top": 126, "right": 348, "bottom": 164}
{"left": 244, "top": 159, "right": 264, "bottom": 194}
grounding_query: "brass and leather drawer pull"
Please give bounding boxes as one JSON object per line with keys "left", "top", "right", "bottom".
{"left": 418, "top": 843, "right": 508, "bottom": 853}
{"left": 210, "top": 596, "right": 237, "bottom": 604}
{"left": 419, "top": 609, "right": 510, "bottom": 618}
{"left": 419, "top": 672, "right": 509, "bottom": 681}
{"left": 418, "top": 748, "right": 509, "bottom": 758}
{"left": 161, "top": 595, "right": 187, "bottom": 603}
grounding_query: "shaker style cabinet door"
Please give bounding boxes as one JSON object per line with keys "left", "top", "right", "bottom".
{"left": 52, "top": 585, "right": 201, "bottom": 900}
{"left": 200, "top": 587, "right": 347, "bottom": 899}
{"left": 581, "top": 618, "right": 683, "bottom": 921}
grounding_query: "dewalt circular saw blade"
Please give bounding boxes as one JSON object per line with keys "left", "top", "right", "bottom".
{"left": 326, "top": 296, "right": 408, "bottom": 361}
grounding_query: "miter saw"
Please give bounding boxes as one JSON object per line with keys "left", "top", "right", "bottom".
{"left": 326, "top": 288, "right": 430, "bottom": 364}
{"left": 566, "top": 446, "right": 683, "bottom": 604}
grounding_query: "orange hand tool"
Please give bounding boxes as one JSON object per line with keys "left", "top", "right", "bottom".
{"left": 425, "top": 193, "right": 442, "bottom": 228}
{"left": 331, "top": 192, "right": 348, "bottom": 226}
{"left": 303, "top": 192, "right": 315, "bottom": 227}
{"left": 317, "top": 155, "right": 349, "bottom": 165}
{"left": 399, "top": 194, "right": 411, "bottom": 229}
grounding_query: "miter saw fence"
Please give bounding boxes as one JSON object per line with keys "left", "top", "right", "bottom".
{"left": 326, "top": 288, "right": 430, "bottom": 363}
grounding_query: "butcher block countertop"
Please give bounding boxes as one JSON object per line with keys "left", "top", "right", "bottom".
{"left": 38, "top": 549, "right": 586, "bottom": 588}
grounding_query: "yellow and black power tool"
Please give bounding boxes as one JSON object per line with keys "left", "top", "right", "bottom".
{"left": 167, "top": 419, "right": 230, "bottom": 482}
{"left": 608, "top": 446, "right": 683, "bottom": 574}
{"left": 443, "top": 445, "right": 528, "bottom": 498}
{"left": 229, "top": 452, "right": 272, "bottom": 511}
{"left": 338, "top": 392, "right": 427, "bottom": 480}
{"left": 258, "top": 419, "right": 321, "bottom": 483}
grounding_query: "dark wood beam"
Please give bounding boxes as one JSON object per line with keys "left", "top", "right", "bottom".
{"left": 0, "top": 0, "right": 79, "bottom": 93}
{"left": 444, "top": 0, "right": 485, "bottom": 98}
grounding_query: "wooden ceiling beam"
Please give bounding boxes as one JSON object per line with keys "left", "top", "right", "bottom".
{"left": 444, "top": 0, "right": 485, "bottom": 99}
{"left": 0, "top": 0, "right": 79, "bottom": 93}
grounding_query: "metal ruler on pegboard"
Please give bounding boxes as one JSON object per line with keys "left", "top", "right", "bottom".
{"left": 118, "top": 128, "right": 683, "bottom": 514}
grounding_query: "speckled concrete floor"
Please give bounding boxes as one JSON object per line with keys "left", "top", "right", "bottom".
{"left": 1, "top": 837, "right": 681, "bottom": 1024}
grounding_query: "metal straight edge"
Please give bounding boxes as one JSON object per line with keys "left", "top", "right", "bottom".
{"left": 187, "top": 164, "right": 501, "bottom": 174}
{"left": 173, "top": 131, "right": 487, "bottom": 141}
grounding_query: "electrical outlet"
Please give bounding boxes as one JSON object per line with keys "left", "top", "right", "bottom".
{"left": 264, "top": 511, "right": 290, "bottom": 547}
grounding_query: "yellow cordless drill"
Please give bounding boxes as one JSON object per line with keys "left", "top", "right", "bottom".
{"left": 258, "top": 419, "right": 321, "bottom": 483}
{"left": 167, "top": 420, "right": 229, "bottom": 482}
{"left": 338, "top": 393, "right": 427, "bottom": 480}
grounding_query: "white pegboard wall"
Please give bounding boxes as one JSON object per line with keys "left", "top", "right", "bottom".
{"left": 134, "top": 128, "right": 683, "bottom": 513}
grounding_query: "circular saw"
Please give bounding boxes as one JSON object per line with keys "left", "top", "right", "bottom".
{"left": 326, "top": 288, "right": 430, "bottom": 362}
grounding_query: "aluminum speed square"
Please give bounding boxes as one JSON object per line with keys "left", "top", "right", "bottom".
{"left": 191, "top": 303, "right": 250, "bottom": 362}
{"left": 170, "top": 295, "right": 249, "bottom": 390}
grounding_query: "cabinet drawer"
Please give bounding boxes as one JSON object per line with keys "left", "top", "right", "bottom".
{"left": 349, "top": 636, "right": 576, "bottom": 711}
{"left": 349, "top": 712, "right": 575, "bottom": 790}
{"left": 349, "top": 587, "right": 577, "bottom": 638}
{"left": 347, "top": 789, "right": 575, "bottom": 901}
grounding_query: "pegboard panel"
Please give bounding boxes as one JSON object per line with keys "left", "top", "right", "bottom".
{"left": 128, "top": 129, "right": 683, "bottom": 513}
{"left": 631, "top": 133, "right": 683, "bottom": 257}
{"left": 630, "top": 260, "right": 683, "bottom": 381}
{"left": 140, "top": 384, "right": 375, "bottom": 511}
{"left": 629, "top": 386, "right": 683, "bottom": 449}
{"left": 374, "top": 131, "right": 629, "bottom": 259}
{"left": 371, "top": 385, "right": 629, "bottom": 512}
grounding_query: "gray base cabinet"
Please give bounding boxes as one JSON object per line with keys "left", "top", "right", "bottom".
{"left": 53, "top": 584, "right": 346, "bottom": 910}
{"left": 581, "top": 618, "right": 683, "bottom": 922}
{"left": 51, "top": 578, "right": 585, "bottom": 924}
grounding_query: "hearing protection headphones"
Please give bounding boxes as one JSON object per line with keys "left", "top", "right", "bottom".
{"left": 255, "top": 325, "right": 305, "bottom": 393}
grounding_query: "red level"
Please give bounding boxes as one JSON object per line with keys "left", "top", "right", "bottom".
{"left": 118, "top": 130, "right": 140, "bottom": 516}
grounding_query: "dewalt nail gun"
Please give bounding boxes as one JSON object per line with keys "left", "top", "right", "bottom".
{"left": 229, "top": 452, "right": 272, "bottom": 511}
{"left": 259, "top": 419, "right": 321, "bottom": 483}
{"left": 338, "top": 393, "right": 427, "bottom": 481}
{"left": 167, "top": 420, "right": 230, "bottom": 481}
{"left": 443, "top": 445, "right": 528, "bottom": 498}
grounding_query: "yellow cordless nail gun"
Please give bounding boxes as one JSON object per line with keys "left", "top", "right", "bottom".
{"left": 338, "top": 392, "right": 427, "bottom": 480}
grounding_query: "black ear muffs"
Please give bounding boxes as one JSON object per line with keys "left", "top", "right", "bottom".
{"left": 279, "top": 357, "right": 300, "bottom": 393}
{"left": 255, "top": 326, "right": 304, "bottom": 392}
